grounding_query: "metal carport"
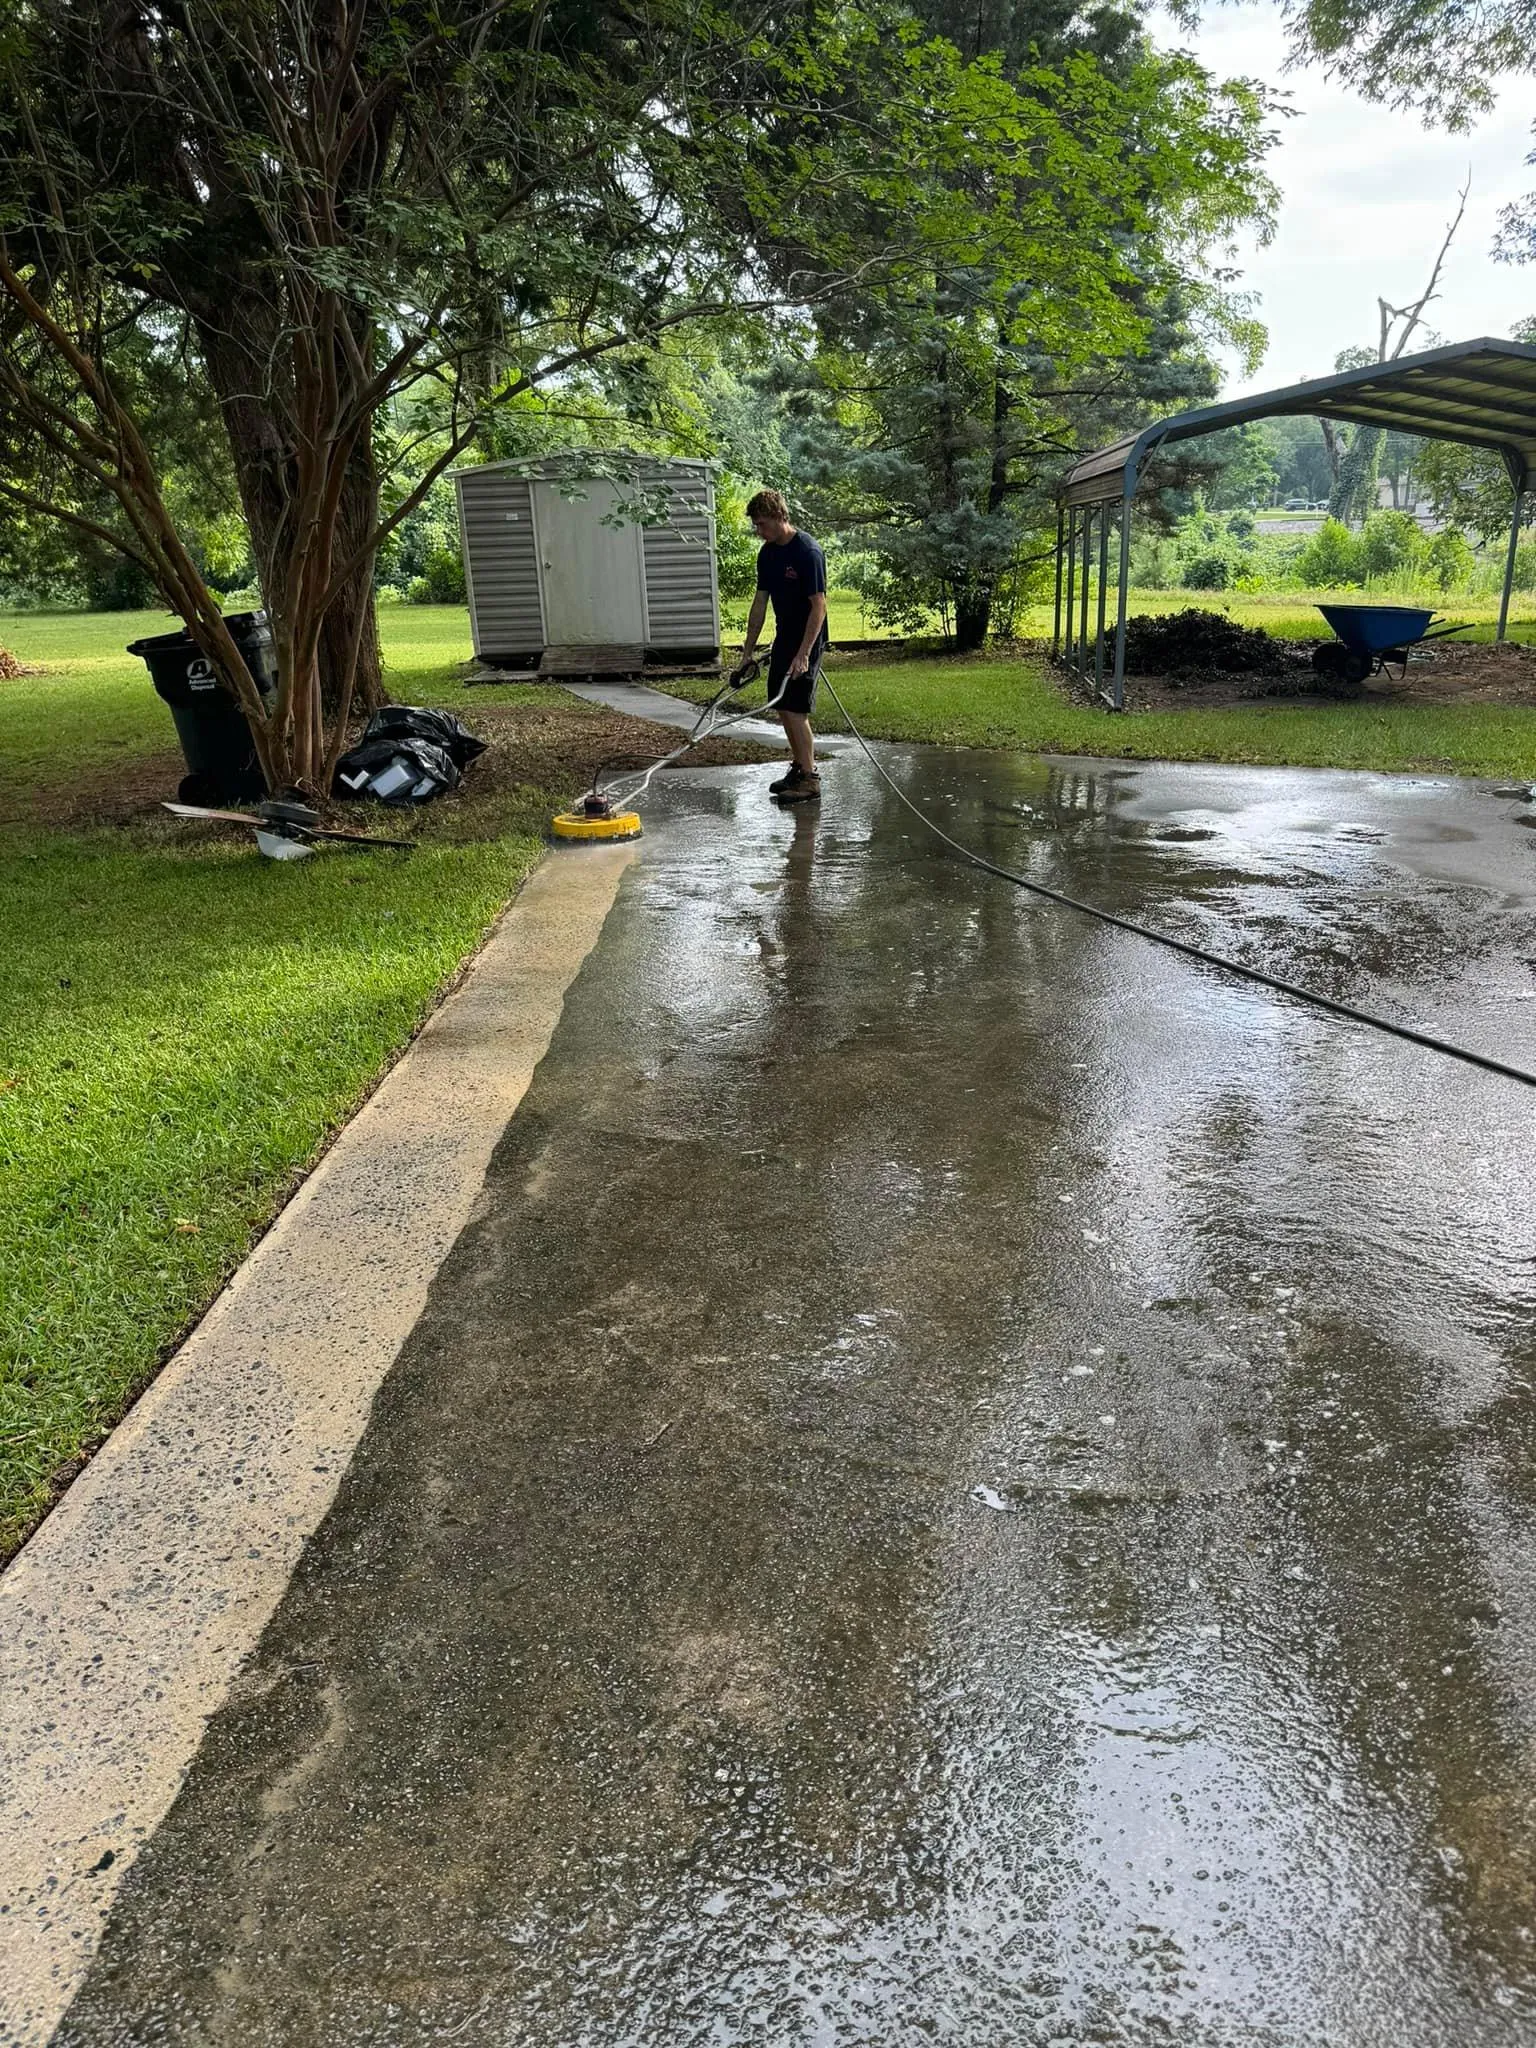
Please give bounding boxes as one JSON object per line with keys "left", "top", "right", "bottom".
{"left": 1056, "top": 336, "right": 1536, "bottom": 709}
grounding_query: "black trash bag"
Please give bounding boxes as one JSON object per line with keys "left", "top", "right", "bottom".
{"left": 333, "top": 735, "right": 461, "bottom": 805}
{"left": 358, "top": 704, "right": 487, "bottom": 770}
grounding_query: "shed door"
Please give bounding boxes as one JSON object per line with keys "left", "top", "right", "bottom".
{"left": 533, "top": 481, "right": 645, "bottom": 644}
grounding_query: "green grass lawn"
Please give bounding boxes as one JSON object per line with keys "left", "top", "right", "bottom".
{"left": 700, "top": 621, "right": 1536, "bottom": 780}
{"left": 722, "top": 590, "right": 904, "bottom": 640}
{"left": 0, "top": 602, "right": 552, "bottom": 1554}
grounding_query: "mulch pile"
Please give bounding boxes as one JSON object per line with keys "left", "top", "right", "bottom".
{"left": 1106, "top": 612, "right": 1536, "bottom": 712}
{"left": 1121, "top": 609, "right": 1295, "bottom": 685}
{"left": 0, "top": 647, "right": 40, "bottom": 680}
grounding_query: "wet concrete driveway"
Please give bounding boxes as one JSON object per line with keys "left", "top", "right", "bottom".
{"left": 62, "top": 750, "right": 1536, "bottom": 2044}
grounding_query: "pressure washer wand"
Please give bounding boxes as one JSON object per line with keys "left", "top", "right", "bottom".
{"left": 549, "top": 657, "right": 776, "bottom": 843}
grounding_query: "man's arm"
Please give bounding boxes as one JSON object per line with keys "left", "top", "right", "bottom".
{"left": 741, "top": 589, "right": 769, "bottom": 657}
{"left": 789, "top": 593, "right": 828, "bottom": 676}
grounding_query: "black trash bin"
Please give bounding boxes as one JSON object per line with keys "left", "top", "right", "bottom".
{"left": 129, "top": 611, "right": 277, "bottom": 803}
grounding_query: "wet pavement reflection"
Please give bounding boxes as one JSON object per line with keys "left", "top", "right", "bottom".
{"left": 63, "top": 750, "right": 1536, "bottom": 2044}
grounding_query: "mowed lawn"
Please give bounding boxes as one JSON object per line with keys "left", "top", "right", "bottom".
{"left": 0, "top": 606, "right": 546, "bottom": 1554}
{"left": 784, "top": 648, "right": 1536, "bottom": 779}
{"left": 714, "top": 587, "right": 1536, "bottom": 779}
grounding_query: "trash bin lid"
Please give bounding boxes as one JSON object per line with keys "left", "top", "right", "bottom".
{"left": 126, "top": 626, "right": 195, "bottom": 656}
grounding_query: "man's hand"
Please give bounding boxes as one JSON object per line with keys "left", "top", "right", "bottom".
{"left": 789, "top": 593, "right": 827, "bottom": 680}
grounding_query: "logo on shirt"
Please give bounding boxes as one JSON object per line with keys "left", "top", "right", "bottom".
{"left": 784, "top": 567, "right": 799, "bottom": 580}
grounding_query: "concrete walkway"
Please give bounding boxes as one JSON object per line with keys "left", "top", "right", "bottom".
{"left": 12, "top": 747, "right": 1536, "bottom": 2044}
{"left": 561, "top": 676, "right": 842, "bottom": 753}
{"left": 0, "top": 848, "right": 634, "bottom": 2046}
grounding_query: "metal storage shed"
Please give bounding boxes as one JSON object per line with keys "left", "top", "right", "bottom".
{"left": 453, "top": 455, "right": 721, "bottom": 670}
{"left": 1055, "top": 337, "right": 1536, "bottom": 710}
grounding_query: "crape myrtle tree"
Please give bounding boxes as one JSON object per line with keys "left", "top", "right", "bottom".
{"left": 0, "top": 0, "right": 1066, "bottom": 793}
{"left": 775, "top": 42, "right": 1274, "bottom": 648}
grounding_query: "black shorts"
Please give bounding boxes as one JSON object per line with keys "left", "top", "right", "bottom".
{"left": 766, "top": 645, "right": 822, "bottom": 716}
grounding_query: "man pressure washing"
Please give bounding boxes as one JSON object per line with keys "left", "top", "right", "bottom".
{"left": 739, "top": 489, "right": 828, "bottom": 803}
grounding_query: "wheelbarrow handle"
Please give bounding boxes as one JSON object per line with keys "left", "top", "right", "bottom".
{"left": 1420, "top": 622, "right": 1472, "bottom": 641}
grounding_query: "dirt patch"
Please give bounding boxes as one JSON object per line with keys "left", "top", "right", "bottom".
{"left": 1371, "top": 637, "right": 1536, "bottom": 706}
{"left": 5, "top": 686, "right": 781, "bottom": 836}
{"left": 1084, "top": 631, "right": 1536, "bottom": 715}
{"left": 424, "top": 693, "right": 780, "bottom": 842}
{"left": 0, "top": 748, "right": 189, "bottom": 831}
{"left": 0, "top": 647, "right": 42, "bottom": 681}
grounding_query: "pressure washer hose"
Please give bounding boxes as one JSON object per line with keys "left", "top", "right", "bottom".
{"left": 593, "top": 662, "right": 787, "bottom": 815}
{"left": 590, "top": 662, "right": 1536, "bottom": 1091}
{"left": 814, "top": 672, "right": 1536, "bottom": 1093}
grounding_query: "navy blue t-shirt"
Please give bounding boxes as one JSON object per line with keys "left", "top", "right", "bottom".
{"left": 756, "top": 530, "right": 828, "bottom": 657}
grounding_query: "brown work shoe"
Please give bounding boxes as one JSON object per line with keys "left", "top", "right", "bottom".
{"left": 775, "top": 769, "right": 821, "bottom": 804}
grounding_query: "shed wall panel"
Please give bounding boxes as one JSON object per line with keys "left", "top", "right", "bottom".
{"left": 641, "top": 485, "right": 719, "bottom": 647}
{"left": 456, "top": 473, "right": 544, "bottom": 655}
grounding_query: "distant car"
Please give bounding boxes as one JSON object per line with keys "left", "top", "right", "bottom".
{"left": 1282, "top": 497, "right": 1308, "bottom": 510}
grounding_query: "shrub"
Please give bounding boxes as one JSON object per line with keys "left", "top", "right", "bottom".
{"left": 422, "top": 545, "right": 466, "bottom": 604}
{"left": 1358, "top": 509, "right": 1424, "bottom": 580}
{"left": 1295, "top": 518, "right": 1363, "bottom": 588}
{"left": 1425, "top": 528, "right": 1475, "bottom": 592}
{"left": 403, "top": 548, "right": 467, "bottom": 605}
{"left": 1127, "top": 531, "right": 1181, "bottom": 587}
{"left": 83, "top": 555, "right": 159, "bottom": 610}
{"left": 1182, "top": 553, "right": 1230, "bottom": 590}
{"left": 713, "top": 479, "right": 762, "bottom": 602}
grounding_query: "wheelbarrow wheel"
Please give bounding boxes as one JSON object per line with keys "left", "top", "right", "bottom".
{"left": 1311, "top": 642, "right": 1372, "bottom": 697}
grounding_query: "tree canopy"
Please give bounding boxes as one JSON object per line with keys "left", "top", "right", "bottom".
{"left": 4, "top": 0, "right": 1083, "bottom": 782}
{"left": 0, "top": 0, "right": 1277, "bottom": 767}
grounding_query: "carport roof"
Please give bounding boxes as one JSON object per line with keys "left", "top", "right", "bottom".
{"left": 1061, "top": 337, "right": 1536, "bottom": 508}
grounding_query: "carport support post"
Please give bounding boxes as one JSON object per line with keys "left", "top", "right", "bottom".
{"left": 1052, "top": 505, "right": 1065, "bottom": 659}
{"left": 1498, "top": 484, "right": 1525, "bottom": 643}
{"left": 1079, "top": 505, "right": 1092, "bottom": 668}
{"left": 1110, "top": 481, "right": 1134, "bottom": 712}
{"left": 1094, "top": 505, "right": 1110, "bottom": 696}
{"left": 1064, "top": 509, "right": 1077, "bottom": 675}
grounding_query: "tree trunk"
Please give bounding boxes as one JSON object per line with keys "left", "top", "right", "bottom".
{"left": 1330, "top": 426, "right": 1382, "bottom": 526}
{"left": 1319, "top": 419, "right": 1342, "bottom": 497}
{"left": 196, "top": 314, "right": 384, "bottom": 720}
{"left": 321, "top": 444, "right": 384, "bottom": 723}
{"left": 954, "top": 587, "right": 991, "bottom": 650}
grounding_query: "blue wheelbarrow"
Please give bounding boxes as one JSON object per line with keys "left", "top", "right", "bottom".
{"left": 1311, "top": 603, "right": 1469, "bottom": 694}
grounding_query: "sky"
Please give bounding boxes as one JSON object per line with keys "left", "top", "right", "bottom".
{"left": 1154, "top": 2, "right": 1536, "bottom": 397}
